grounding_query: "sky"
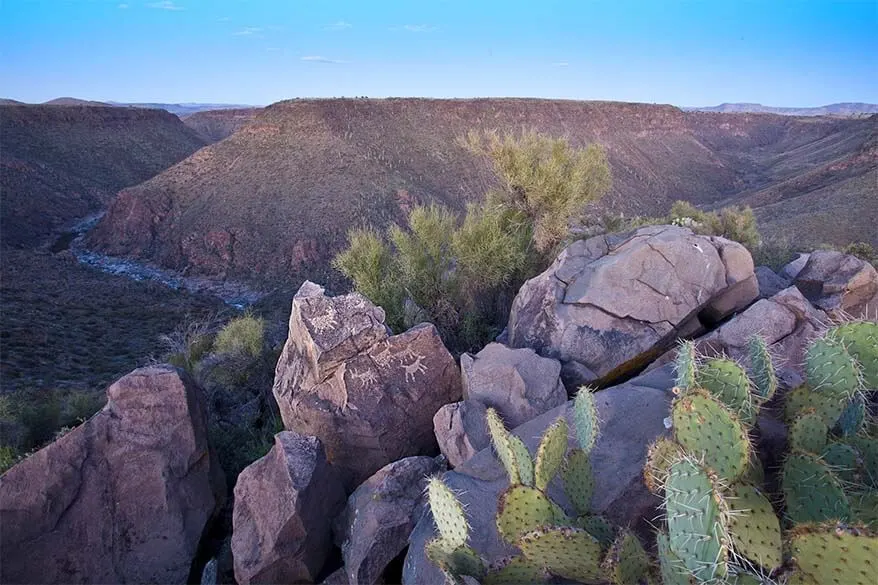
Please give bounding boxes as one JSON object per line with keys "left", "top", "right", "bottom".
{"left": 1, "top": 0, "right": 876, "bottom": 107}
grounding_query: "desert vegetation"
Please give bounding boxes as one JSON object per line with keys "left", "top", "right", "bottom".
{"left": 334, "top": 130, "right": 611, "bottom": 351}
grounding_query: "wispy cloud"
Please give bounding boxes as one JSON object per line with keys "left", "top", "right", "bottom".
{"left": 397, "top": 24, "right": 436, "bottom": 33}
{"left": 233, "top": 27, "right": 263, "bottom": 36}
{"left": 553, "top": 61, "right": 569, "bottom": 67}
{"left": 147, "top": 1, "right": 184, "bottom": 10}
{"left": 323, "top": 21, "right": 352, "bottom": 31}
{"left": 118, "top": 3, "right": 129, "bottom": 8}
{"left": 217, "top": 16, "right": 231, "bottom": 22}
{"left": 301, "top": 55, "right": 347, "bottom": 64}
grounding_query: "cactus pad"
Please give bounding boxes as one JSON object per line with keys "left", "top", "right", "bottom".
{"left": 834, "top": 395, "right": 866, "bottom": 437}
{"left": 786, "top": 522, "right": 878, "bottom": 585}
{"left": 427, "top": 478, "right": 469, "bottom": 550}
{"left": 674, "top": 340, "right": 699, "bottom": 392}
{"left": 534, "top": 416, "right": 568, "bottom": 491}
{"left": 831, "top": 321, "right": 878, "bottom": 389}
{"left": 482, "top": 556, "right": 548, "bottom": 585}
{"left": 789, "top": 409, "right": 830, "bottom": 454}
{"left": 672, "top": 389, "right": 751, "bottom": 482}
{"left": 496, "top": 485, "right": 555, "bottom": 544}
{"left": 487, "top": 408, "right": 522, "bottom": 485}
{"left": 747, "top": 335, "right": 777, "bottom": 401}
{"left": 517, "top": 526, "right": 604, "bottom": 584}
{"left": 576, "top": 514, "right": 616, "bottom": 549}
{"left": 656, "top": 531, "right": 695, "bottom": 585}
{"left": 601, "top": 530, "right": 650, "bottom": 585}
{"left": 697, "top": 357, "right": 755, "bottom": 423}
{"left": 783, "top": 452, "right": 850, "bottom": 523}
{"left": 821, "top": 441, "right": 862, "bottom": 484}
{"left": 563, "top": 448, "right": 594, "bottom": 515}
{"left": 784, "top": 383, "right": 847, "bottom": 427}
{"left": 847, "top": 436, "right": 878, "bottom": 487}
{"left": 664, "top": 458, "right": 728, "bottom": 582}
{"left": 508, "top": 434, "right": 534, "bottom": 487}
{"left": 574, "top": 388, "right": 599, "bottom": 453}
{"left": 725, "top": 482, "right": 782, "bottom": 570}
{"left": 644, "top": 437, "right": 682, "bottom": 495}
{"left": 425, "top": 540, "right": 486, "bottom": 580}
{"left": 805, "top": 336, "right": 862, "bottom": 397}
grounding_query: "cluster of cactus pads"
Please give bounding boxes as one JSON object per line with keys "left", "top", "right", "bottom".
{"left": 426, "top": 390, "right": 651, "bottom": 584}
{"left": 425, "top": 320, "right": 877, "bottom": 584}
{"left": 650, "top": 321, "right": 878, "bottom": 584}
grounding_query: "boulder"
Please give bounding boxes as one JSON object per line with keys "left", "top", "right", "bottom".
{"left": 334, "top": 456, "right": 446, "bottom": 585}
{"left": 232, "top": 431, "right": 346, "bottom": 584}
{"left": 793, "top": 250, "right": 878, "bottom": 320}
{"left": 433, "top": 400, "right": 490, "bottom": 468}
{"left": 402, "top": 366, "right": 675, "bottom": 585}
{"left": 755, "top": 265, "right": 791, "bottom": 299}
{"left": 273, "top": 281, "right": 462, "bottom": 489}
{"left": 461, "top": 343, "right": 567, "bottom": 428}
{"left": 781, "top": 253, "right": 810, "bottom": 280}
{"left": 0, "top": 366, "right": 224, "bottom": 585}
{"left": 506, "top": 226, "right": 758, "bottom": 387}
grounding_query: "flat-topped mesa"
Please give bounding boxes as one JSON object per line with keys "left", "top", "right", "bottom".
{"left": 507, "top": 225, "right": 759, "bottom": 388}
{"left": 272, "top": 281, "right": 462, "bottom": 490}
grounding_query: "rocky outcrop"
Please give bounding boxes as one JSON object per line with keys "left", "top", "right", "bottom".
{"left": 755, "top": 265, "right": 791, "bottom": 298}
{"left": 403, "top": 366, "right": 675, "bottom": 585}
{"left": 793, "top": 250, "right": 878, "bottom": 319}
{"left": 0, "top": 366, "right": 224, "bottom": 585}
{"left": 507, "top": 226, "right": 759, "bottom": 387}
{"left": 781, "top": 253, "right": 810, "bottom": 280}
{"left": 334, "top": 456, "right": 446, "bottom": 585}
{"left": 232, "top": 431, "right": 346, "bottom": 585}
{"left": 273, "top": 281, "right": 461, "bottom": 489}
{"left": 433, "top": 399, "right": 490, "bottom": 468}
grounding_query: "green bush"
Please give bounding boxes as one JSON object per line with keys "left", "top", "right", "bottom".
{"left": 843, "top": 241, "right": 878, "bottom": 266}
{"left": 213, "top": 314, "right": 265, "bottom": 358}
{"left": 668, "top": 200, "right": 761, "bottom": 251}
{"left": 752, "top": 237, "right": 798, "bottom": 272}
{"left": 160, "top": 317, "right": 216, "bottom": 373}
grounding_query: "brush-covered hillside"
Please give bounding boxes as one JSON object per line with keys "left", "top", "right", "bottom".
{"left": 0, "top": 104, "right": 206, "bottom": 248}
{"left": 87, "top": 98, "right": 878, "bottom": 286}
{"left": 181, "top": 108, "right": 261, "bottom": 143}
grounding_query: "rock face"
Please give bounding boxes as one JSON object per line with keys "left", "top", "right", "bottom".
{"left": 232, "top": 431, "right": 346, "bottom": 585}
{"left": 334, "top": 456, "right": 446, "bottom": 585}
{"left": 273, "top": 281, "right": 462, "bottom": 489}
{"left": 403, "top": 366, "right": 675, "bottom": 585}
{"left": 507, "top": 226, "right": 759, "bottom": 386}
{"left": 433, "top": 399, "right": 490, "bottom": 468}
{"left": 0, "top": 366, "right": 224, "bottom": 585}
{"left": 793, "top": 250, "right": 878, "bottom": 319}
{"left": 755, "top": 265, "right": 791, "bottom": 299}
{"left": 461, "top": 343, "right": 567, "bottom": 428}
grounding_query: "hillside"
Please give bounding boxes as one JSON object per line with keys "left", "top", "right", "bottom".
{"left": 88, "top": 98, "right": 877, "bottom": 287}
{"left": 0, "top": 104, "right": 206, "bottom": 248}
{"left": 182, "top": 108, "right": 261, "bottom": 143}
{"left": 688, "top": 102, "right": 878, "bottom": 117}
{"left": 109, "top": 102, "right": 258, "bottom": 116}
{"left": 43, "top": 97, "right": 111, "bottom": 106}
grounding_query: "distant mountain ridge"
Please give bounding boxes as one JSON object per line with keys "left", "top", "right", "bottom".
{"left": 1, "top": 97, "right": 258, "bottom": 116}
{"left": 686, "top": 102, "right": 878, "bottom": 117}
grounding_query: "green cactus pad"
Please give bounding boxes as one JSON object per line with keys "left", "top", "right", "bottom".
{"left": 729, "top": 574, "right": 764, "bottom": 585}
{"left": 482, "top": 556, "right": 548, "bottom": 585}
{"left": 784, "top": 383, "right": 848, "bottom": 427}
{"left": 643, "top": 437, "right": 682, "bottom": 495}
{"left": 656, "top": 531, "right": 695, "bottom": 585}
{"left": 805, "top": 336, "right": 862, "bottom": 397}
{"left": 487, "top": 408, "right": 521, "bottom": 485}
{"left": 821, "top": 441, "right": 862, "bottom": 484}
{"left": 783, "top": 452, "right": 850, "bottom": 524}
{"left": 664, "top": 458, "right": 728, "bottom": 582}
{"left": 675, "top": 340, "right": 699, "bottom": 392}
{"left": 851, "top": 492, "right": 878, "bottom": 529}
{"left": 748, "top": 335, "right": 777, "bottom": 402}
{"left": 424, "top": 539, "right": 487, "bottom": 580}
{"left": 508, "top": 434, "right": 534, "bottom": 487}
{"left": 672, "top": 389, "right": 751, "bottom": 482}
{"left": 563, "top": 448, "right": 594, "bottom": 516}
{"left": 575, "top": 514, "right": 616, "bottom": 549}
{"left": 789, "top": 409, "right": 830, "bottom": 454}
{"left": 834, "top": 395, "right": 867, "bottom": 437}
{"left": 534, "top": 416, "right": 568, "bottom": 491}
{"left": 517, "top": 526, "right": 604, "bottom": 584}
{"left": 573, "top": 388, "right": 599, "bottom": 453}
{"left": 741, "top": 452, "right": 765, "bottom": 486}
{"left": 725, "top": 482, "right": 782, "bottom": 570}
{"left": 427, "top": 478, "right": 469, "bottom": 551}
{"left": 786, "top": 522, "right": 878, "bottom": 585}
{"left": 496, "top": 485, "right": 556, "bottom": 544}
{"left": 697, "top": 358, "right": 755, "bottom": 423}
{"left": 831, "top": 321, "right": 878, "bottom": 389}
{"left": 847, "top": 436, "right": 878, "bottom": 488}
{"left": 601, "top": 530, "right": 650, "bottom": 585}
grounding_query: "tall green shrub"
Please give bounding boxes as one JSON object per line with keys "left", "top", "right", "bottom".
{"left": 213, "top": 314, "right": 265, "bottom": 358}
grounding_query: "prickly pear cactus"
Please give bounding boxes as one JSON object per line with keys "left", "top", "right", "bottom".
{"left": 534, "top": 416, "right": 567, "bottom": 491}
{"left": 672, "top": 389, "right": 751, "bottom": 482}
{"left": 563, "top": 448, "right": 594, "bottom": 516}
{"left": 573, "top": 388, "right": 599, "bottom": 453}
{"left": 788, "top": 409, "right": 830, "bottom": 454}
{"left": 783, "top": 452, "right": 850, "bottom": 524}
{"left": 831, "top": 321, "right": 878, "bottom": 388}
{"left": 482, "top": 555, "right": 548, "bottom": 585}
{"left": 847, "top": 435, "right": 878, "bottom": 487}
{"left": 786, "top": 522, "right": 878, "bottom": 585}
{"left": 696, "top": 358, "right": 755, "bottom": 423}
{"left": 674, "top": 340, "right": 699, "bottom": 392}
{"left": 821, "top": 441, "right": 862, "bottom": 484}
{"left": 425, "top": 539, "right": 487, "bottom": 581}
{"left": 575, "top": 514, "right": 616, "bottom": 548}
{"left": 427, "top": 477, "right": 470, "bottom": 551}
{"left": 664, "top": 458, "right": 728, "bottom": 582}
{"left": 656, "top": 531, "right": 694, "bottom": 585}
{"left": 487, "top": 408, "right": 531, "bottom": 486}
{"left": 834, "top": 395, "right": 866, "bottom": 437}
{"left": 601, "top": 530, "right": 650, "bottom": 585}
{"left": 805, "top": 336, "right": 862, "bottom": 397}
{"left": 725, "top": 482, "right": 782, "bottom": 570}
{"left": 517, "top": 526, "right": 604, "bottom": 584}
{"left": 784, "top": 383, "right": 848, "bottom": 427}
{"left": 644, "top": 437, "right": 681, "bottom": 495}
{"left": 496, "top": 485, "right": 556, "bottom": 544}
{"left": 747, "top": 335, "right": 777, "bottom": 401}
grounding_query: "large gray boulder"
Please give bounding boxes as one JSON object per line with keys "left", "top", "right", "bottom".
{"left": 334, "top": 456, "right": 446, "bottom": 585}
{"left": 0, "top": 366, "right": 224, "bottom": 585}
{"left": 755, "top": 265, "right": 791, "bottom": 299}
{"left": 232, "top": 431, "right": 346, "bottom": 585}
{"left": 793, "top": 250, "right": 878, "bottom": 320}
{"left": 506, "top": 226, "right": 758, "bottom": 387}
{"left": 433, "top": 399, "right": 490, "bottom": 468}
{"left": 273, "top": 281, "right": 462, "bottom": 489}
{"left": 403, "top": 366, "right": 675, "bottom": 585}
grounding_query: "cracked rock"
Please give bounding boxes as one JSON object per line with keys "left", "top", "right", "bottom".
{"left": 793, "top": 250, "right": 878, "bottom": 320}
{"left": 506, "top": 225, "right": 759, "bottom": 387}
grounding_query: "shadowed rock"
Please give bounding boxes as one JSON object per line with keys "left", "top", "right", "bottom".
{"left": 793, "top": 250, "right": 878, "bottom": 320}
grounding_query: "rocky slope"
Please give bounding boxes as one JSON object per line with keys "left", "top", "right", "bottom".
{"left": 688, "top": 102, "right": 878, "bottom": 116}
{"left": 87, "top": 99, "right": 877, "bottom": 286}
{"left": 182, "top": 108, "right": 261, "bottom": 143}
{"left": 0, "top": 104, "right": 206, "bottom": 248}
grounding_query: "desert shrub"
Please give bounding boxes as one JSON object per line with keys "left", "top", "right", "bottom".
{"left": 160, "top": 318, "right": 216, "bottom": 373}
{"left": 668, "top": 200, "right": 761, "bottom": 250}
{"left": 752, "top": 237, "right": 798, "bottom": 272}
{"left": 213, "top": 314, "right": 265, "bottom": 358}
{"left": 0, "top": 446, "right": 19, "bottom": 474}
{"left": 843, "top": 241, "right": 878, "bottom": 266}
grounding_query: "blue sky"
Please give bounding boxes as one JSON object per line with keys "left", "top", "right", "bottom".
{"left": 1, "top": 0, "right": 876, "bottom": 106}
